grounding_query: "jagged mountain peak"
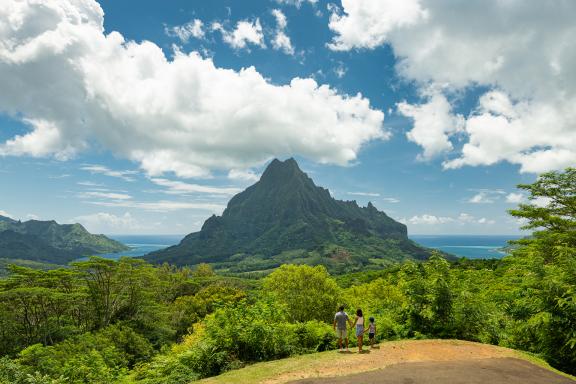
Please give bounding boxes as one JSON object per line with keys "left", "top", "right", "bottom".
{"left": 146, "top": 158, "right": 433, "bottom": 271}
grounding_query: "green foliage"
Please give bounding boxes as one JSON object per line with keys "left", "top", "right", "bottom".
{"left": 133, "top": 300, "right": 336, "bottom": 383}
{"left": 0, "top": 216, "right": 128, "bottom": 264}
{"left": 263, "top": 264, "right": 339, "bottom": 322}
{"left": 1, "top": 168, "right": 575, "bottom": 381}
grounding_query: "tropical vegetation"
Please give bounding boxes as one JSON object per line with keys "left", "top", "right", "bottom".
{"left": 0, "top": 168, "right": 574, "bottom": 383}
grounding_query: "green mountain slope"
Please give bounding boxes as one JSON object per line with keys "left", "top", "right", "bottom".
{"left": 0, "top": 216, "right": 128, "bottom": 264}
{"left": 146, "top": 158, "right": 438, "bottom": 273}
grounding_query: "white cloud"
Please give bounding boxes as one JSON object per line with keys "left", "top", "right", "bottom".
{"left": 81, "top": 165, "right": 138, "bottom": 181}
{"left": 73, "top": 212, "right": 142, "bottom": 233}
{"left": 275, "top": 0, "right": 317, "bottom": 8}
{"left": 467, "top": 189, "right": 505, "bottom": 204}
{"left": 150, "top": 178, "right": 242, "bottom": 195}
{"left": 334, "top": 62, "right": 347, "bottom": 79}
{"left": 532, "top": 196, "right": 552, "bottom": 208}
{"left": 408, "top": 214, "right": 454, "bottom": 225}
{"left": 78, "top": 191, "right": 133, "bottom": 200}
{"left": 327, "top": 0, "right": 427, "bottom": 51}
{"left": 0, "top": 210, "right": 14, "bottom": 219}
{"left": 228, "top": 169, "right": 259, "bottom": 182}
{"left": 457, "top": 213, "right": 494, "bottom": 225}
{"left": 25, "top": 213, "right": 40, "bottom": 220}
{"left": 398, "top": 90, "right": 464, "bottom": 160}
{"left": 88, "top": 200, "right": 225, "bottom": 213}
{"left": 468, "top": 192, "right": 494, "bottom": 204}
{"left": 165, "top": 19, "right": 205, "bottom": 43}
{"left": 0, "top": 0, "right": 385, "bottom": 178}
{"left": 405, "top": 212, "right": 495, "bottom": 226}
{"left": 347, "top": 192, "right": 380, "bottom": 197}
{"left": 78, "top": 181, "right": 104, "bottom": 187}
{"left": 505, "top": 193, "right": 524, "bottom": 204}
{"left": 328, "top": 0, "right": 576, "bottom": 173}
{"left": 212, "top": 19, "right": 266, "bottom": 50}
{"left": 382, "top": 197, "right": 400, "bottom": 203}
{"left": 271, "top": 9, "right": 295, "bottom": 55}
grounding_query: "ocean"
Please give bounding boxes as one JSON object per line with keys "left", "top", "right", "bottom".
{"left": 90, "top": 234, "right": 522, "bottom": 261}
{"left": 80, "top": 235, "right": 184, "bottom": 261}
{"left": 410, "top": 235, "right": 522, "bottom": 259}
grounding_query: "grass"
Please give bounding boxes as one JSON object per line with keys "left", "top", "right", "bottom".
{"left": 198, "top": 339, "right": 576, "bottom": 384}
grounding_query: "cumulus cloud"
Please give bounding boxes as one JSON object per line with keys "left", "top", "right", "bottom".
{"left": 271, "top": 9, "right": 294, "bottom": 55}
{"left": 212, "top": 18, "right": 266, "bottom": 50}
{"left": 404, "top": 212, "right": 495, "bottom": 226}
{"left": 165, "top": 19, "right": 204, "bottom": 43}
{"left": 466, "top": 189, "right": 506, "bottom": 204}
{"left": 73, "top": 212, "right": 142, "bottom": 233}
{"left": 328, "top": 0, "right": 576, "bottom": 173}
{"left": 505, "top": 193, "right": 524, "bottom": 204}
{"left": 328, "top": 0, "right": 427, "bottom": 51}
{"left": 408, "top": 214, "right": 453, "bottom": 225}
{"left": 0, "top": 0, "right": 385, "bottom": 178}
{"left": 398, "top": 91, "right": 464, "bottom": 160}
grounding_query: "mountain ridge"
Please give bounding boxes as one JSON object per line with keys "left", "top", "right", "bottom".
{"left": 0, "top": 216, "right": 129, "bottom": 264}
{"left": 146, "top": 158, "right": 436, "bottom": 273}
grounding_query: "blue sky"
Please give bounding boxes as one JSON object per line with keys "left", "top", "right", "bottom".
{"left": 1, "top": 0, "right": 574, "bottom": 235}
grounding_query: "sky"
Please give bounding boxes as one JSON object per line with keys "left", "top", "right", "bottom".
{"left": 0, "top": 0, "right": 574, "bottom": 236}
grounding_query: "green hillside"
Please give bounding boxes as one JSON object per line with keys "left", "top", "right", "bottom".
{"left": 0, "top": 215, "right": 128, "bottom": 264}
{"left": 146, "top": 158, "right": 437, "bottom": 272}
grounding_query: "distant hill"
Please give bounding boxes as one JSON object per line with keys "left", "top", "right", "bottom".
{"left": 0, "top": 215, "right": 128, "bottom": 264}
{"left": 146, "top": 158, "right": 439, "bottom": 273}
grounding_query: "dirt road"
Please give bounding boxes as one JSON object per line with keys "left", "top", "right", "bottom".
{"left": 289, "top": 357, "right": 574, "bottom": 384}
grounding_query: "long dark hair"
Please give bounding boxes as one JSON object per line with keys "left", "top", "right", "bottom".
{"left": 356, "top": 308, "right": 363, "bottom": 317}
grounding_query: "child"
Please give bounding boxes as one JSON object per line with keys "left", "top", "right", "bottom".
{"left": 352, "top": 308, "right": 365, "bottom": 352}
{"left": 367, "top": 317, "right": 376, "bottom": 349}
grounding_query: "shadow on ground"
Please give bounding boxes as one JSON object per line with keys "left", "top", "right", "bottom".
{"left": 290, "top": 358, "right": 574, "bottom": 384}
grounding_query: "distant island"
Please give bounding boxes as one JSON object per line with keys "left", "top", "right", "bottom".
{"left": 146, "top": 158, "right": 443, "bottom": 273}
{"left": 0, "top": 215, "right": 128, "bottom": 264}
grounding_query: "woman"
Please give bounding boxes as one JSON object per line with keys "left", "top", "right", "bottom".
{"left": 352, "top": 308, "right": 365, "bottom": 352}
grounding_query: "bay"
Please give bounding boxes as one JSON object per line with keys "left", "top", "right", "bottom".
{"left": 410, "top": 234, "right": 523, "bottom": 259}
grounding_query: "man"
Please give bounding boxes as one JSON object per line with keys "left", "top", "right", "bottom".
{"left": 333, "top": 305, "right": 352, "bottom": 352}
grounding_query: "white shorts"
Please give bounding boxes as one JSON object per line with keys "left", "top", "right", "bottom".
{"left": 336, "top": 328, "right": 347, "bottom": 338}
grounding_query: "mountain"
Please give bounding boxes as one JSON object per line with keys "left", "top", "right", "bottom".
{"left": 146, "top": 158, "right": 438, "bottom": 273}
{"left": 0, "top": 216, "right": 129, "bottom": 264}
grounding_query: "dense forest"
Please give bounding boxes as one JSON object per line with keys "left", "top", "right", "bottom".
{"left": 0, "top": 168, "right": 574, "bottom": 383}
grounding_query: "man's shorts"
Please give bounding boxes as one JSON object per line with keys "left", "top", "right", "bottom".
{"left": 336, "top": 328, "right": 347, "bottom": 338}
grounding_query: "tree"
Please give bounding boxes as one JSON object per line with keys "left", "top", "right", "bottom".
{"left": 509, "top": 167, "right": 576, "bottom": 253}
{"left": 506, "top": 168, "right": 576, "bottom": 373}
{"left": 262, "top": 264, "right": 339, "bottom": 323}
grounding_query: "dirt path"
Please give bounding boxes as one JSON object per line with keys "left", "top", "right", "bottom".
{"left": 289, "top": 357, "right": 574, "bottom": 384}
{"left": 200, "top": 340, "right": 575, "bottom": 384}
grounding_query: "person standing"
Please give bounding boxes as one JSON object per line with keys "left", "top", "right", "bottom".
{"left": 367, "top": 316, "right": 376, "bottom": 349}
{"left": 333, "top": 305, "right": 352, "bottom": 352}
{"left": 352, "top": 308, "right": 365, "bottom": 352}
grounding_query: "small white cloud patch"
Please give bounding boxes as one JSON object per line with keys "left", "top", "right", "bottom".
{"left": 271, "top": 9, "right": 295, "bottom": 55}
{"left": 213, "top": 19, "right": 266, "bottom": 50}
{"left": 165, "top": 19, "right": 205, "bottom": 43}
